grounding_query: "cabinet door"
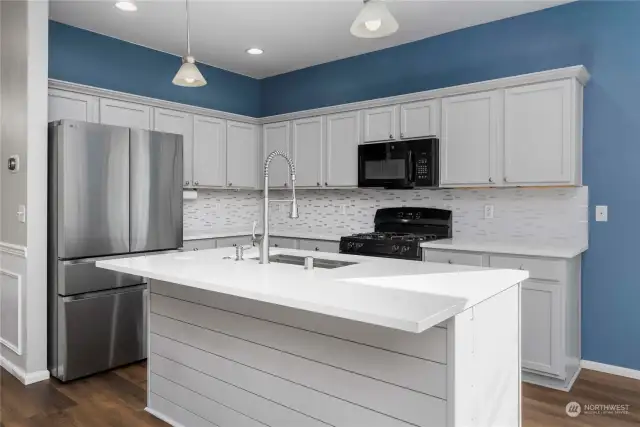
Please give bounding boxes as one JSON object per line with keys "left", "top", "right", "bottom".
{"left": 423, "top": 250, "right": 484, "bottom": 266}
{"left": 100, "top": 98, "right": 151, "bottom": 130}
{"left": 363, "top": 106, "right": 397, "bottom": 143}
{"left": 48, "top": 89, "right": 99, "bottom": 123}
{"left": 325, "top": 112, "right": 360, "bottom": 187}
{"left": 400, "top": 100, "right": 439, "bottom": 139}
{"left": 270, "top": 237, "right": 298, "bottom": 249}
{"left": 440, "top": 90, "right": 501, "bottom": 186}
{"left": 292, "top": 117, "right": 324, "bottom": 188}
{"left": 298, "top": 239, "right": 339, "bottom": 253}
{"left": 504, "top": 80, "right": 572, "bottom": 185}
{"left": 153, "top": 108, "right": 194, "bottom": 187}
{"left": 193, "top": 115, "right": 226, "bottom": 187}
{"left": 521, "top": 280, "right": 563, "bottom": 377}
{"left": 263, "top": 122, "right": 291, "bottom": 188}
{"left": 227, "top": 121, "right": 258, "bottom": 189}
{"left": 215, "top": 236, "right": 252, "bottom": 248}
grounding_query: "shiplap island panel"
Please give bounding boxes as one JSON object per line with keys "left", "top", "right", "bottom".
{"left": 98, "top": 247, "right": 526, "bottom": 427}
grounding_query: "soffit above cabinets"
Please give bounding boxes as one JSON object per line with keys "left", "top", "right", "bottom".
{"left": 49, "top": 0, "right": 574, "bottom": 79}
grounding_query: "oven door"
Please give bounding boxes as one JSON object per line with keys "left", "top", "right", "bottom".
{"left": 358, "top": 142, "right": 414, "bottom": 188}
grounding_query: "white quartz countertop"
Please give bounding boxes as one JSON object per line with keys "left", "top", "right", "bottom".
{"left": 184, "top": 229, "right": 343, "bottom": 242}
{"left": 420, "top": 238, "right": 587, "bottom": 259}
{"left": 97, "top": 248, "right": 527, "bottom": 333}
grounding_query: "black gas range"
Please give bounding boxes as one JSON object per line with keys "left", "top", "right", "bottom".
{"left": 339, "top": 207, "right": 452, "bottom": 261}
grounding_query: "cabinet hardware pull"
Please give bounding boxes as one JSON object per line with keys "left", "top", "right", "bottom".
{"left": 233, "top": 243, "right": 237, "bottom": 247}
{"left": 274, "top": 244, "right": 279, "bottom": 247}
{"left": 519, "top": 265, "right": 524, "bottom": 270}
{"left": 447, "top": 260, "right": 452, "bottom": 264}
{"left": 185, "top": 180, "right": 190, "bottom": 185}
{"left": 228, "top": 182, "right": 232, "bottom": 186}
{"left": 504, "top": 176, "right": 508, "bottom": 182}
{"left": 389, "top": 134, "right": 393, "bottom": 139}
{"left": 489, "top": 177, "right": 494, "bottom": 183}
{"left": 400, "top": 132, "right": 404, "bottom": 138}
{"left": 317, "top": 182, "right": 320, "bottom": 186}
{"left": 284, "top": 182, "right": 288, "bottom": 187}
{"left": 194, "top": 248, "right": 198, "bottom": 251}
{"left": 194, "top": 181, "right": 199, "bottom": 185}
{"left": 315, "top": 247, "right": 319, "bottom": 251}
{"left": 325, "top": 182, "right": 328, "bottom": 186}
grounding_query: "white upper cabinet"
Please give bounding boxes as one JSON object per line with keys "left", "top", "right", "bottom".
{"left": 363, "top": 106, "right": 398, "bottom": 143}
{"left": 400, "top": 100, "right": 439, "bottom": 139}
{"left": 48, "top": 89, "right": 99, "bottom": 123}
{"left": 193, "top": 115, "right": 226, "bottom": 188}
{"left": 440, "top": 90, "right": 502, "bottom": 186}
{"left": 325, "top": 111, "right": 360, "bottom": 187}
{"left": 292, "top": 117, "right": 324, "bottom": 188}
{"left": 263, "top": 121, "right": 292, "bottom": 188}
{"left": 153, "top": 108, "right": 194, "bottom": 187}
{"left": 504, "top": 80, "right": 574, "bottom": 185}
{"left": 227, "top": 121, "right": 259, "bottom": 189}
{"left": 100, "top": 98, "right": 151, "bottom": 130}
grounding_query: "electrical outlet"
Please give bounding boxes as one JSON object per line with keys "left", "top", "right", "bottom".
{"left": 17, "top": 205, "right": 26, "bottom": 223}
{"left": 595, "top": 205, "right": 608, "bottom": 222}
{"left": 484, "top": 204, "right": 494, "bottom": 219}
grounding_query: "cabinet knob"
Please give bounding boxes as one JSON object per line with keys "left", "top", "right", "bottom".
{"left": 400, "top": 132, "right": 404, "bottom": 138}
{"left": 489, "top": 177, "right": 494, "bottom": 183}
{"left": 447, "top": 260, "right": 452, "bottom": 264}
{"left": 233, "top": 243, "right": 237, "bottom": 247}
{"left": 194, "top": 181, "right": 199, "bottom": 185}
{"left": 284, "top": 182, "right": 288, "bottom": 187}
{"left": 325, "top": 182, "right": 328, "bottom": 186}
{"left": 389, "top": 134, "right": 393, "bottom": 139}
{"left": 317, "top": 182, "right": 321, "bottom": 186}
{"left": 315, "top": 247, "right": 319, "bottom": 251}
{"left": 274, "top": 244, "right": 279, "bottom": 247}
{"left": 185, "top": 180, "right": 190, "bottom": 185}
{"left": 228, "top": 182, "right": 232, "bottom": 186}
{"left": 193, "top": 248, "right": 198, "bottom": 251}
{"left": 504, "top": 176, "right": 508, "bottom": 182}
{"left": 519, "top": 265, "right": 524, "bottom": 270}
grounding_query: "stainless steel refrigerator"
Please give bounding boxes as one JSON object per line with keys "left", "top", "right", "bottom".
{"left": 48, "top": 119, "right": 183, "bottom": 382}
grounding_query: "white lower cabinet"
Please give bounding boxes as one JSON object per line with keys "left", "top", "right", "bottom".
{"left": 424, "top": 248, "right": 581, "bottom": 389}
{"left": 520, "top": 280, "right": 563, "bottom": 376}
{"left": 298, "top": 239, "right": 339, "bottom": 253}
{"left": 270, "top": 237, "right": 298, "bottom": 249}
{"left": 215, "top": 236, "right": 253, "bottom": 248}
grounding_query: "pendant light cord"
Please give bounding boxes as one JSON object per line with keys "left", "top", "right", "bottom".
{"left": 185, "top": 0, "right": 191, "bottom": 57}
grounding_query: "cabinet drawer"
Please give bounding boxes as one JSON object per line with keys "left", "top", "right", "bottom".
{"left": 182, "top": 239, "right": 215, "bottom": 251}
{"left": 298, "top": 239, "right": 340, "bottom": 253}
{"left": 424, "top": 250, "right": 484, "bottom": 266}
{"left": 489, "top": 255, "right": 564, "bottom": 282}
{"left": 270, "top": 237, "right": 298, "bottom": 249}
{"left": 215, "top": 236, "right": 252, "bottom": 248}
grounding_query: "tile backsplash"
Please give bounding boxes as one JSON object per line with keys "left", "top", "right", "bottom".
{"left": 185, "top": 187, "right": 588, "bottom": 246}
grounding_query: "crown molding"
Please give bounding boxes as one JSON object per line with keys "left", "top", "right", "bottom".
{"left": 261, "top": 65, "right": 590, "bottom": 124}
{"left": 48, "top": 79, "right": 261, "bottom": 125}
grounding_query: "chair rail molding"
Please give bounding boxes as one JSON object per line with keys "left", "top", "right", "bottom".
{"left": 0, "top": 241, "right": 27, "bottom": 258}
{"left": 0, "top": 268, "right": 23, "bottom": 355}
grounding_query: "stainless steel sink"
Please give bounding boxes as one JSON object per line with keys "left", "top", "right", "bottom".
{"left": 252, "top": 254, "right": 358, "bottom": 269}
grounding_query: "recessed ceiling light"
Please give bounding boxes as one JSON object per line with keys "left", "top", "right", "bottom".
{"left": 115, "top": 1, "right": 137, "bottom": 12}
{"left": 246, "top": 48, "right": 264, "bottom": 55}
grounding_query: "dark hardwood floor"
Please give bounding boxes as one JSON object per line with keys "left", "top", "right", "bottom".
{"left": 0, "top": 364, "right": 638, "bottom": 426}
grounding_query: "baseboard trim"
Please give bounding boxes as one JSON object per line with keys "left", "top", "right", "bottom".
{"left": 145, "top": 407, "right": 185, "bottom": 427}
{"left": 0, "top": 354, "right": 49, "bottom": 385}
{"left": 581, "top": 360, "right": 640, "bottom": 380}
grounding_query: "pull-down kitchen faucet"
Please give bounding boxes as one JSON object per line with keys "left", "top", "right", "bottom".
{"left": 253, "top": 151, "right": 298, "bottom": 264}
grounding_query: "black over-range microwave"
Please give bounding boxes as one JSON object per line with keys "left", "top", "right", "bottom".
{"left": 358, "top": 138, "right": 439, "bottom": 189}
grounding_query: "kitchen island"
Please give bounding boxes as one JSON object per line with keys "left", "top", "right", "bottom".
{"left": 97, "top": 247, "right": 528, "bottom": 427}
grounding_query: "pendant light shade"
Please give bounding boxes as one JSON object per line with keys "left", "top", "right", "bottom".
{"left": 173, "top": 0, "right": 207, "bottom": 87}
{"left": 173, "top": 56, "right": 207, "bottom": 87}
{"left": 350, "top": 0, "right": 398, "bottom": 39}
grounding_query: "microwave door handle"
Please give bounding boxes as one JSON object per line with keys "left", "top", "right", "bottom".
{"left": 408, "top": 150, "right": 415, "bottom": 184}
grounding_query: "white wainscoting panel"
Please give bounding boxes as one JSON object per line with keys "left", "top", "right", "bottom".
{"left": 0, "top": 268, "right": 22, "bottom": 355}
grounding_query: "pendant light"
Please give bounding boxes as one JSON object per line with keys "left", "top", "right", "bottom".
{"left": 173, "top": 0, "right": 207, "bottom": 87}
{"left": 350, "top": 0, "right": 398, "bottom": 39}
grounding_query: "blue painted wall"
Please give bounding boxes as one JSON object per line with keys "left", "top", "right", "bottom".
{"left": 262, "top": 1, "right": 640, "bottom": 370}
{"left": 49, "top": 21, "right": 261, "bottom": 117}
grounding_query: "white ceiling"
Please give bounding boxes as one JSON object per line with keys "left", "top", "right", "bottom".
{"left": 50, "top": 0, "right": 573, "bottom": 79}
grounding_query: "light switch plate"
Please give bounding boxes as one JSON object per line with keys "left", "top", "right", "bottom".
{"left": 17, "top": 205, "right": 26, "bottom": 223}
{"left": 484, "top": 204, "right": 494, "bottom": 219}
{"left": 595, "top": 205, "right": 608, "bottom": 222}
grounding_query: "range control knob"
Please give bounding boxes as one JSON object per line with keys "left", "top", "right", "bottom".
{"left": 347, "top": 242, "right": 355, "bottom": 250}
{"left": 391, "top": 244, "right": 401, "bottom": 252}
{"left": 400, "top": 246, "right": 411, "bottom": 253}
{"left": 355, "top": 243, "right": 364, "bottom": 250}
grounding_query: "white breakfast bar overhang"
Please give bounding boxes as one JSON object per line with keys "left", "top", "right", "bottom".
{"left": 97, "top": 247, "right": 529, "bottom": 427}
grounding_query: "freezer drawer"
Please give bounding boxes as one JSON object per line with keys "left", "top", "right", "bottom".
{"left": 57, "top": 258, "right": 145, "bottom": 296}
{"left": 52, "top": 285, "right": 146, "bottom": 382}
